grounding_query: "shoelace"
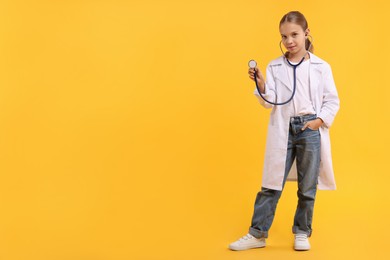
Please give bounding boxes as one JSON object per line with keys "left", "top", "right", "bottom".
{"left": 295, "top": 234, "right": 308, "bottom": 241}
{"left": 239, "top": 234, "right": 254, "bottom": 241}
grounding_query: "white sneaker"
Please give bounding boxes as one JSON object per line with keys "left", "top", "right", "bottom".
{"left": 294, "top": 233, "right": 310, "bottom": 251}
{"left": 229, "top": 233, "right": 266, "bottom": 251}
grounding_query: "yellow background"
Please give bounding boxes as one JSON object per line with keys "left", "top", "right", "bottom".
{"left": 0, "top": 0, "right": 389, "bottom": 259}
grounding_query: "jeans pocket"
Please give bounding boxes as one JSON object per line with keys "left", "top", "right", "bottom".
{"left": 304, "top": 120, "right": 319, "bottom": 131}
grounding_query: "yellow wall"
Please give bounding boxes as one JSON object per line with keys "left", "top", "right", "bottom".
{"left": 0, "top": 0, "right": 389, "bottom": 259}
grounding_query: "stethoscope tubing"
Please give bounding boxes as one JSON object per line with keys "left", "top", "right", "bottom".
{"left": 254, "top": 56, "right": 305, "bottom": 106}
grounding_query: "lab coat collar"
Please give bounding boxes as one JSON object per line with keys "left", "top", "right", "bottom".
{"left": 269, "top": 52, "right": 324, "bottom": 66}
{"left": 269, "top": 52, "right": 324, "bottom": 91}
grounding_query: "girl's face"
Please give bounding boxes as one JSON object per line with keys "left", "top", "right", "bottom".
{"left": 279, "top": 22, "right": 309, "bottom": 57}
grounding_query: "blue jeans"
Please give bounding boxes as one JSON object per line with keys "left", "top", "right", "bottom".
{"left": 249, "top": 114, "right": 321, "bottom": 238}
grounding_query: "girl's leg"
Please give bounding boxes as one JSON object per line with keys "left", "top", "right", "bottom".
{"left": 293, "top": 126, "right": 321, "bottom": 237}
{"left": 249, "top": 126, "right": 295, "bottom": 239}
{"left": 249, "top": 187, "right": 283, "bottom": 238}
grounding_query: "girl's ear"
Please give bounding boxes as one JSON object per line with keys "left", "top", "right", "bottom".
{"left": 305, "top": 29, "right": 310, "bottom": 37}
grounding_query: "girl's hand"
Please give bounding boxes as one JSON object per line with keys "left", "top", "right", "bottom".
{"left": 302, "top": 118, "right": 324, "bottom": 131}
{"left": 248, "top": 67, "right": 265, "bottom": 93}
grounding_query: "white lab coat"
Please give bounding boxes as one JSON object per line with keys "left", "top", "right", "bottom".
{"left": 254, "top": 52, "right": 340, "bottom": 191}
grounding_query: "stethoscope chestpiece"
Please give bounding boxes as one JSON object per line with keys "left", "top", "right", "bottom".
{"left": 248, "top": 60, "right": 257, "bottom": 69}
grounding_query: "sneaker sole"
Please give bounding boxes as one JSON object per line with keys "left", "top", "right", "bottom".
{"left": 229, "top": 243, "right": 266, "bottom": 251}
{"left": 294, "top": 246, "right": 310, "bottom": 251}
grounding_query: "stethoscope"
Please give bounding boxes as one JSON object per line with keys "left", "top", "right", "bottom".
{"left": 248, "top": 36, "right": 313, "bottom": 106}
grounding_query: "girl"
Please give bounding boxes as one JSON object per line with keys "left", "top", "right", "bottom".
{"left": 229, "top": 11, "right": 339, "bottom": 251}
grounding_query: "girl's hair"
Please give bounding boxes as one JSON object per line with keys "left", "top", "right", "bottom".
{"left": 279, "top": 11, "right": 314, "bottom": 55}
